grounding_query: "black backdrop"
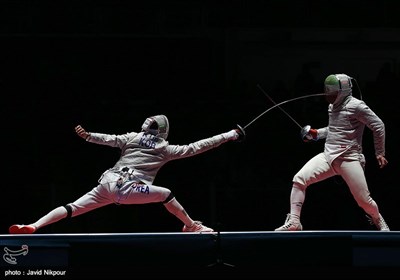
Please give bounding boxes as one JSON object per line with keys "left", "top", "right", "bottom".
{"left": 2, "top": 0, "right": 399, "bottom": 234}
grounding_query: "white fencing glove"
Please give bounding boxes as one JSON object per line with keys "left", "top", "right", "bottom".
{"left": 222, "top": 125, "right": 246, "bottom": 142}
{"left": 222, "top": 129, "right": 239, "bottom": 141}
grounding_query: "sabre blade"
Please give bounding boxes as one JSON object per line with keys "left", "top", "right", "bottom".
{"left": 242, "top": 92, "right": 328, "bottom": 130}
{"left": 256, "top": 84, "right": 303, "bottom": 129}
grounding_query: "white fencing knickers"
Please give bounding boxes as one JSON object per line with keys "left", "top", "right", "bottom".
{"left": 292, "top": 152, "right": 380, "bottom": 218}
{"left": 67, "top": 171, "right": 171, "bottom": 217}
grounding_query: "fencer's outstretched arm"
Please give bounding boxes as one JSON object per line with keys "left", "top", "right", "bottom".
{"left": 75, "top": 125, "right": 90, "bottom": 140}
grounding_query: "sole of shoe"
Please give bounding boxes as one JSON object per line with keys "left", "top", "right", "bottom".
{"left": 9, "top": 225, "right": 35, "bottom": 234}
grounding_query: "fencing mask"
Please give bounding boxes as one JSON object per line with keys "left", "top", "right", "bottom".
{"left": 324, "top": 74, "right": 353, "bottom": 105}
{"left": 141, "top": 115, "right": 170, "bottom": 139}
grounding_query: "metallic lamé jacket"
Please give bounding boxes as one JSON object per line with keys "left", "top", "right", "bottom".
{"left": 317, "top": 95, "right": 385, "bottom": 164}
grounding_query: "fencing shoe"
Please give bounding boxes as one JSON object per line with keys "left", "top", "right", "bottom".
{"left": 275, "top": 214, "right": 303, "bottom": 231}
{"left": 182, "top": 221, "right": 214, "bottom": 233}
{"left": 367, "top": 214, "right": 390, "bottom": 231}
{"left": 9, "top": 224, "right": 36, "bottom": 234}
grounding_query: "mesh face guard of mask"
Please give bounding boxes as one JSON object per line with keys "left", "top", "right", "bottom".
{"left": 141, "top": 115, "right": 170, "bottom": 139}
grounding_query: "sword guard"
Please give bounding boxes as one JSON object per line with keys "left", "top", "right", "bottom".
{"left": 236, "top": 124, "right": 246, "bottom": 142}
{"left": 300, "top": 125, "right": 318, "bottom": 142}
{"left": 300, "top": 125, "right": 311, "bottom": 141}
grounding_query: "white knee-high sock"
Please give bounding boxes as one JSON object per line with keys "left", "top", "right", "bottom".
{"left": 31, "top": 206, "right": 68, "bottom": 230}
{"left": 290, "top": 185, "right": 305, "bottom": 218}
{"left": 163, "top": 198, "right": 194, "bottom": 227}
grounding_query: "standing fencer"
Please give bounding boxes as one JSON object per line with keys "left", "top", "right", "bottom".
{"left": 9, "top": 115, "right": 244, "bottom": 234}
{"left": 275, "top": 74, "right": 390, "bottom": 231}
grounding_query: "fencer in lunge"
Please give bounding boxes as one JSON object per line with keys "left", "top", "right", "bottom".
{"left": 9, "top": 115, "right": 244, "bottom": 234}
{"left": 275, "top": 73, "right": 390, "bottom": 231}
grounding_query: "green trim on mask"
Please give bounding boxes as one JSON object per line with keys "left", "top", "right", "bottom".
{"left": 324, "top": 75, "right": 340, "bottom": 87}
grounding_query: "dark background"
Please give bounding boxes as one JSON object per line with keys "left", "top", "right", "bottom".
{"left": 2, "top": 0, "right": 399, "bottom": 234}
